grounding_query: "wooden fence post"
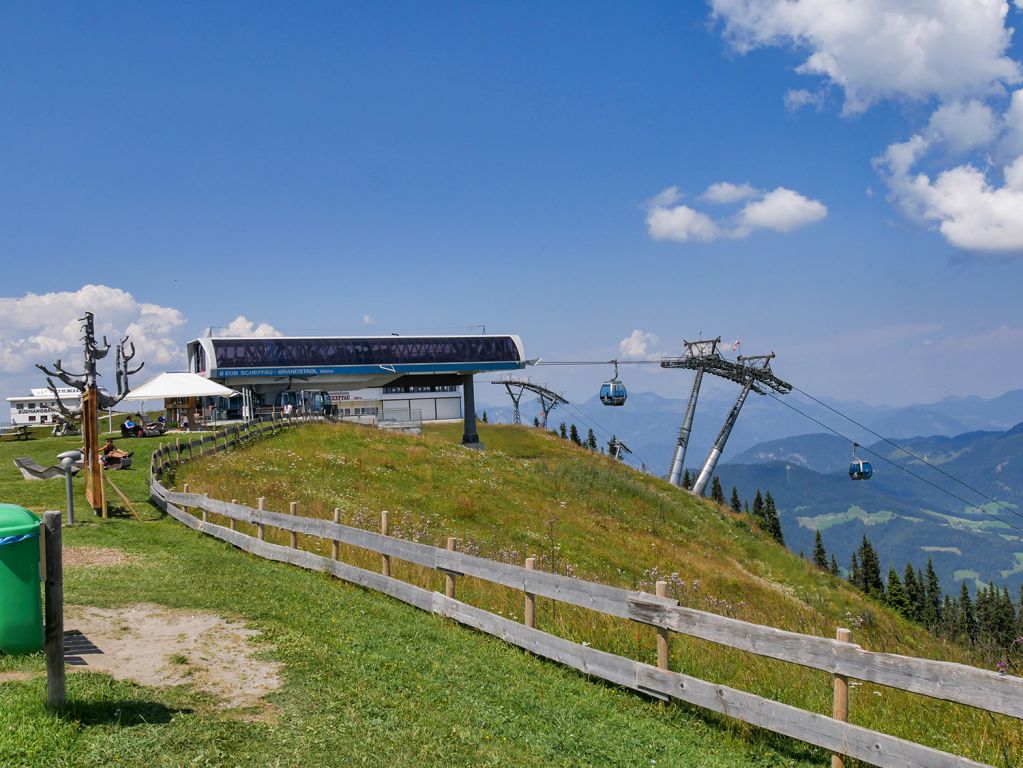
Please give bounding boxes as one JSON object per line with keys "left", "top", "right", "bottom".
{"left": 257, "top": 497, "right": 266, "bottom": 541}
{"left": 656, "top": 580, "right": 670, "bottom": 671}
{"left": 524, "top": 556, "right": 536, "bottom": 629}
{"left": 182, "top": 483, "right": 189, "bottom": 517}
{"left": 201, "top": 493, "right": 208, "bottom": 523}
{"left": 175, "top": 437, "right": 181, "bottom": 465}
{"left": 229, "top": 499, "right": 237, "bottom": 531}
{"left": 380, "top": 511, "right": 391, "bottom": 577}
{"left": 43, "top": 511, "right": 65, "bottom": 709}
{"left": 832, "top": 627, "right": 852, "bottom": 768}
{"left": 445, "top": 538, "right": 457, "bottom": 598}
{"left": 289, "top": 501, "right": 298, "bottom": 548}
{"left": 331, "top": 508, "right": 340, "bottom": 560}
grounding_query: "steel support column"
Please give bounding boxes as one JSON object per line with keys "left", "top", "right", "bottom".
{"left": 668, "top": 367, "right": 704, "bottom": 487}
{"left": 461, "top": 373, "right": 483, "bottom": 449}
{"left": 692, "top": 378, "right": 753, "bottom": 497}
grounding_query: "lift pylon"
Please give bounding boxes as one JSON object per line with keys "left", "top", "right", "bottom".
{"left": 491, "top": 379, "right": 568, "bottom": 429}
{"left": 661, "top": 337, "right": 721, "bottom": 486}
{"left": 690, "top": 353, "right": 791, "bottom": 497}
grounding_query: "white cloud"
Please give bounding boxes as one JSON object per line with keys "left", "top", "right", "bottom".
{"left": 646, "top": 183, "right": 827, "bottom": 242}
{"left": 711, "top": 0, "right": 1021, "bottom": 114}
{"left": 647, "top": 203, "right": 721, "bottom": 242}
{"left": 926, "top": 99, "right": 999, "bottom": 153}
{"left": 362, "top": 314, "right": 375, "bottom": 326}
{"left": 876, "top": 138, "right": 1023, "bottom": 251}
{"left": 646, "top": 186, "right": 683, "bottom": 208}
{"left": 0, "top": 284, "right": 187, "bottom": 373}
{"left": 701, "top": 181, "right": 758, "bottom": 204}
{"left": 784, "top": 88, "right": 825, "bottom": 111}
{"left": 216, "top": 315, "right": 282, "bottom": 338}
{"left": 735, "top": 187, "right": 828, "bottom": 235}
{"left": 620, "top": 330, "right": 659, "bottom": 358}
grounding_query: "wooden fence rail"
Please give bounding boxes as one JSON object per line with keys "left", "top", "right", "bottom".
{"left": 149, "top": 420, "right": 1022, "bottom": 768}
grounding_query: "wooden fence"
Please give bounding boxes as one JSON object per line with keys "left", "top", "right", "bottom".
{"left": 149, "top": 422, "right": 1022, "bottom": 768}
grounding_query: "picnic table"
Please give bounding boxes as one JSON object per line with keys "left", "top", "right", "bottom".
{"left": 0, "top": 425, "right": 30, "bottom": 441}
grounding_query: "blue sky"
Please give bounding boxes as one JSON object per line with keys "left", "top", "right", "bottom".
{"left": 2, "top": 1, "right": 1023, "bottom": 409}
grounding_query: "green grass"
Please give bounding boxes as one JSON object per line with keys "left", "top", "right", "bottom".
{"left": 797, "top": 506, "right": 897, "bottom": 531}
{"left": 1, "top": 424, "right": 1019, "bottom": 766}
{"left": 0, "top": 429, "right": 818, "bottom": 768}
{"left": 174, "top": 422, "right": 1022, "bottom": 766}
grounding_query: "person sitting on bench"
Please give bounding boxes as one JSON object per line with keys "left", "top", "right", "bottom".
{"left": 100, "top": 438, "right": 129, "bottom": 467}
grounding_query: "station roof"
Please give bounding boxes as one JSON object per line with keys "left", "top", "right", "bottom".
{"left": 192, "top": 334, "right": 526, "bottom": 380}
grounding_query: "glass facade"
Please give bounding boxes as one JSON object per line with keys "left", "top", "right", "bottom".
{"left": 210, "top": 336, "right": 521, "bottom": 369}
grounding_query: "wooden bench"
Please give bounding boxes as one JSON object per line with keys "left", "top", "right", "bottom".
{"left": 1, "top": 425, "right": 30, "bottom": 441}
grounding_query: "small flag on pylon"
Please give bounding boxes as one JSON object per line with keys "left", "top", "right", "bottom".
{"left": 732, "top": 340, "right": 741, "bottom": 351}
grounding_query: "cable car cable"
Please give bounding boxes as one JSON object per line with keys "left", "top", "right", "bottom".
{"left": 762, "top": 391, "right": 1023, "bottom": 533}
{"left": 788, "top": 384, "right": 1021, "bottom": 520}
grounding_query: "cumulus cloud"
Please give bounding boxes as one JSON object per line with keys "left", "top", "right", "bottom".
{"left": 620, "top": 330, "right": 659, "bottom": 358}
{"left": 709, "top": 1, "right": 1023, "bottom": 253}
{"left": 926, "top": 99, "right": 999, "bottom": 153}
{"left": 876, "top": 139, "right": 1023, "bottom": 251}
{"left": 701, "top": 181, "right": 758, "bottom": 204}
{"left": 216, "top": 315, "right": 282, "bottom": 338}
{"left": 362, "top": 314, "right": 375, "bottom": 326}
{"left": 0, "top": 284, "right": 186, "bottom": 372}
{"left": 711, "top": 0, "right": 1021, "bottom": 114}
{"left": 646, "top": 183, "right": 827, "bottom": 242}
{"left": 784, "top": 88, "right": 826, "bottom": 111}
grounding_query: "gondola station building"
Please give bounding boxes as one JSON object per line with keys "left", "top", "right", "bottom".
{"left": 186, "top": 334, "right": 527, "bottom": 446}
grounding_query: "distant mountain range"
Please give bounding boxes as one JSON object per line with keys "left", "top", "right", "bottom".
{"left": 483, "top": 387, "right": 1023, "bottom": 595}
{"left": 716, "top": 424, "right": 1023, "bottom": 596}
{"left": 485, "top": 387, "right": 1023, "bottom": 477}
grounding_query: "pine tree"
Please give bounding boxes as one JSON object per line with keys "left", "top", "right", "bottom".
{"left": 763, "top": 492, "right": 784, "bottom": 546}
{"left": 569, "top": 424, "right": 581, "bottom": 445}
{"left": 885, "top": 568, "right": 911, "bottom": 618}
{"left": 481, "top": 411, "right": 488, "bottom": 423}
{"left": 559, "top": 422, "right": 567, "bottom": 439}
{"left": 730, "top": 487, "right": 742, "bottom": 514}
{"left": 743, "top": 501, "right": 749, "bottom": 513}
{"left": 849, "top": 552, "right": 861, "bottom": 588}
{"left": 904, "top": 563, "right": 924, "bottom": 623}
{"left": 812, "top": 530, "right": 828, "bottom": 569}
{"left": 858, "top": 536, "right": 883, "bottom": 596}
{"left": 941, "top": 594, "right": 960, "bottom": 640}
{"left": 682, "top": 469, "right": 691, "bottom": 490}
{"left": 533, "top": 416, "right": 540, "bottom": 428}
{"left": 961, "top": 582, "right": 977, "bottom": 644}
{"left": 752, "top": 490, "right": 764, "bottom": 522}
{"left": 924, "top": 559, "right": 942, "bottom": 627}
{"left": 585, "top": 428, "right": 597, "bottom": 450}
{"left": 829, "top": 554, "right": 839, "bottom": 576}
{"left": 710, "top": 476, "right": 726, "bottom": 505}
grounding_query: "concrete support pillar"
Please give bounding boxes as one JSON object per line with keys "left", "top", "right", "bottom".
{"left": 461, "top": 373, "right": 483, "bottom": 449}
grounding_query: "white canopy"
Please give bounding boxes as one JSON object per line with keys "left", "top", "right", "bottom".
{"left": 124, "top": 372, "right": 240, "bottom": 401}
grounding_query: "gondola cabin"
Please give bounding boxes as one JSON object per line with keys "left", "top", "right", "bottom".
{"left": 599, "top": 380, "right": 627, "bottom": 407}
{"left": 849, "top": 459, "right": 873, "bottom": 481}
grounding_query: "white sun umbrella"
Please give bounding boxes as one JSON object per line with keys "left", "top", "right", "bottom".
{"left": 124, "top": 372, "right": 240, "bottom": 428}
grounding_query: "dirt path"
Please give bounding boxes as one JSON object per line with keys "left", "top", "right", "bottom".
{"left": 64, "top": 603, "right": 281, "bottom": 711}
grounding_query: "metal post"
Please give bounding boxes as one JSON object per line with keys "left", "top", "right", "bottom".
{"left": 43, "top": 511, "right": 65, "bottom": 709}
{"left": 57, "top": 451, "right": 81, "bottom": 527}
{"left": 692, "top": 378, "right": 754, "bottom": 497}
{"left": 461, "top": 374, "right": 482, "bottom": 449}
{"left": 668, "top": 367, "right": 704, "bottom": 487}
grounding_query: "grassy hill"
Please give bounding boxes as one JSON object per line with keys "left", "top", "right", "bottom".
{"left": 0, "top": 423, "right": 1018, "bottom": 765}
{"left": 172, "top": 421, "right": 1020, "bottom": 765}
{"left": 0, "top": 430, "right": 817, "bottom": 768}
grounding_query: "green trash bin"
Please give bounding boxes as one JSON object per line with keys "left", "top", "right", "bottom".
{"left": 0, "top": 505, "right": 44, "bottom": 654}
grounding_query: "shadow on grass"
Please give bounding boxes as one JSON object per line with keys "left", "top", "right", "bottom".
{"left": 60, "top": 698, "right": 191, "bottom": 727}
